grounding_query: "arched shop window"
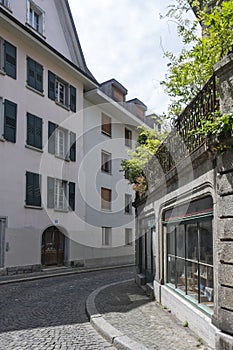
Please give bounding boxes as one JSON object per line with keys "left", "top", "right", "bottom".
{"left": 163, "top": 196, "right": 214, "bottom": 313}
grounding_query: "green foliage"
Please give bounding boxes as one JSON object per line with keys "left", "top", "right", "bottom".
{"left": 121, "top": 126, "right": 167, "bottom": 187}
{"left": 161, "top": 0, "right": 233, "bottom": 119}
{"left": 183, "top": 320, "right": 189, "bottom": 327}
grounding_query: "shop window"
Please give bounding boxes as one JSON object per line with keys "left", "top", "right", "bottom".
{"left": 164, "top": 196, "right": 214, "bottom": 311}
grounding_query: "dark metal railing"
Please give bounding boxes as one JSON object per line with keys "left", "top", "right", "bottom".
{"left": 148, "top": 74, "right": 219, "bottom": 178}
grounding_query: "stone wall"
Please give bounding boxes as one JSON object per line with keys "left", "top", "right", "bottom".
{"left": 214, "top": 55, "right": 233, "bottom": 349}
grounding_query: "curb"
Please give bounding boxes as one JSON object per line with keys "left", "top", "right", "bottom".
{"left": 0, "top": 264, "right": 135, "bottom": 285}
{"left": 86, "top": 279, "right": 149, "bottom": 350}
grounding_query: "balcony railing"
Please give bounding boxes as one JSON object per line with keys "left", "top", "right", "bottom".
{"left": 148, "top": 74, "right": 218, "bottom": 178}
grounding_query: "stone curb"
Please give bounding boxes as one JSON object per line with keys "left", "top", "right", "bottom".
{"left": 85, "top": 279, "right": 149, "bottom": 350}
{"left": 0, "top": 264, "right": 135, "bottom": 285}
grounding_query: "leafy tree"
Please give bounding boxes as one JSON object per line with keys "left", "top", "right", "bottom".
{"left": 161, "top": 0, "right": 233, "bottom": 118}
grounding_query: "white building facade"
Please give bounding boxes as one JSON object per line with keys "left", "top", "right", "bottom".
{"left": 0, "top": 0, "right": 148, "bottom": 274}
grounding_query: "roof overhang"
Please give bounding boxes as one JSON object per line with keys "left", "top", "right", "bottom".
{"left": 85, "top": 88, "right": 148, "bottom": 128}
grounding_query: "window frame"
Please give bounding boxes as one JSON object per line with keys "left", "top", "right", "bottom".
{"left": 101, "top": 187, "right": 112, "bottom": 211}
{"left": 25, "top": 171, "right": 41, "bottom": 207}
{"left": 125, "top": 228, "right": 133, "bottom": 246}
{"left": 101, "top": 150, "right": 112, "bottom": 174}
{"left": 101, "top": 113, "right": 112, "bottom": 137}
{"left": 27, "top": 57, "right": 43, "bottom": 93}
{"left": 26, "top": 112, "right": 43, "bottom": 150}
{"left": 125, "top": 127, "right": 132, "bottom": 148}
{"left": 102, "top": 227, "right": 112, "bottom": 246}
{"left": 125, "top": 194, "right": 132, "bottom": 215}
{"left": 0, "top": 38, "right": 17, "bottom": 79}
{"left": 47, "top": 177, "right": 75, "bottom": 212}
{"left": 27, "top": 0, "right": 45, "bottom": 36}
{"left": 48, "top": 71, "right": 76, "bottom": 111}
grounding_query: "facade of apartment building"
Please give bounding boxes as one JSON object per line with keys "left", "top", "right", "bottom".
{"left": 0, "top": 0, "right": 148, "bottom": 274}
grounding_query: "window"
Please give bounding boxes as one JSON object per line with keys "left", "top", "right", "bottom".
{"left": 101, "top": 187, "right": 111, "bottom": 211}
{"left": 27, "top": 0, "right": 45, "bottom": 35}
{"left": 47, "top": 177, "right": 75, "bottom": 211}
{"left": 164, "top": 196, "right": 214, "bottom": 310}
{"left": 26, "top": 113, "right": 42, "bottom": 149}
{"left": 0, "top": 0, "right": 12, "bottom": 11}
{"left": 101, "top": 113, "right": 111, "bottom": 137}
{"left": 0, "top": 98, "right": 17, "bottom": 142}
{"left": 48, "top": 71, "right": 76, "bottom": 112}
{"left": 102, "top": 227, "right": 112, "bottom": 246}
{"left": 125, "top": 194, "right": 132, "bottom": 214}
{"left": 26, "top": 171, "right": 41, "bottom": 207}
{"left": 101, "top": 151, "right": 112, "bottom": 174}
{"left": 48, "top": 121, "right": 76, "bottom": 161}
{"left": 27, "top": 57, "right": 43, "bottom": 92}
{"left": 125, "top": 128, "right": 132, "bottom": 148}
{"left": 0, "top": 38, "right": 17, "bottom": 79}
{"left": 125, "top": 228, "right": 133, "bottom": 246}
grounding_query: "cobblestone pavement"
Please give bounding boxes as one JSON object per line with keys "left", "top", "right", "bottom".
{"left": 95, "top": 280, "right": 214, "bottom": 350}
{"left": 0, "top": 266, "right": 134, "bottom": 350}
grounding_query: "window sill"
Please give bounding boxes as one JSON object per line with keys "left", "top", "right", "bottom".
{"left": 55, "top": 154, "right": 70, "bottom": 162}
{"left": 124, "top": 212, "right": 133, "bottom": 215}
{"left": 0, "top": 137, "right": 5, "bottom": 142}
{"left": 55, "top": 101, "right": 70, "bottom": 111}
{"left": 26, "top": 84, "right": 44, "bottom": 97}
{"left": 25, "top": 205, "right": 43, "bottom": 210}
{"left": 54, "top": 208, "right": 69, "bottom": 213}
{"left": 101, "top": 171, "right": 112, "bottom": 176}
{"left": 0, "top": 4, "right": 12, "bottom": 13}
{"left": 101, "top": 208, "right": 112, "bottom": 212}
{"left": 25, "top": 144, "right": 43, "bottom": 153}
{"left": 25, "top": 23, "right": 46, "bottom": 39}
{"left": 0, "top": 70, "right": 6, "bottom": 76}
{"left": 101, "top": 131, "right": 112, "bottom": 138}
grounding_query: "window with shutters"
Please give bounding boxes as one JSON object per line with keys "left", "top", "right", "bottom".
{"left": 0, "top": 0, "right": 12, "bottom": 11}
{"left": 26, "top": 0, "right": 45, "bottom": 35}
{"left": 102, "top": 227, "right": 112, "bottom": 246}
{"left": 125, "top": 128, "right": 132, "bottom": 148}
{"left": 0, "top": 38, "right": 17, "bottom": 79}
{"left": 27, "top": 57, "right": 43, "bottom": 93}
{"left": 25, "top": 171, "right": 41, "bottom": 207}
{"left": 48, "top": 71, "right": 76, "bottom": 111}
{"left": 101, "top": 151, "right": 112, "bottom": 174}
{"left": 26, "top": 113, "right": 42, "bottom": 149}
{"left": 101, "top": 113, "right": 111, "bottom": 137}
{"left": 47, "top": 177, "right": 75, "bottom": 211}
{"left": 0, "top": 98, "right": 17, "bottom": 142}
{"left": 48, "top": 121, "right": 76, "bottom": 161}
{"left": 101, "top": 187, "right": 112, "bottom": 211}
{"left": 125, "top": 194, "right": 132, "bottom": 214}
{"left": 125, "top": 228, "right": 133, "bottom": 246}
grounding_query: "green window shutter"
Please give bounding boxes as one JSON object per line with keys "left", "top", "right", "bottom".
{"left": 70, "top": 85, "right": 76, "bottom": 112}
{"left": 35, "top": 62, "right": 43, "bottom": 92}
{"left": 48, "top": 71, "right": 55, "bottom": 100}
{"left": 27, "top": 57, "right": 35, "bottom": 88}
{"left": 27, "top": 113, "right": 42, "bottom": 149}
{"left": 4, "top": 99, "right": 17, "bottom": 143}
{"left": 26, "top": 172, "right": 41, "bottom": 207}
{"left": 69, "top": 182, "right": 75, "bottom": 211}
{"left": 4, "top": 41, "right": 17, "bottom": 79}
{"left": 35, "top": 116, "right": 42, "bottom": 149}
{"left": 69, "top": 132, "right": 76, "bottom": 162}
{"left": 47, "top": 177, "right": 55, "bottom": 208}
{"left": 27, "top": 113, "right": 35, "bottom": 147}
{"left": 48, "top": 121, "right": 57, "bottom": 154}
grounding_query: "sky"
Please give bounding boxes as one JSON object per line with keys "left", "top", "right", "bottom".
{"left": 68, "top": 0, "right": 196, "bottom": 116}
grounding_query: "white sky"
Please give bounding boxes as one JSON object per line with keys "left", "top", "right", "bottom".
{"left": 68, "top": 0, "right": 196, "bottom": 115}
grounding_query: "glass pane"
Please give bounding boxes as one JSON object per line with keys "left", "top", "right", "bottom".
{"left": 186, "top": 223, "right": 198, "bottom": 261}
{"left": 176, "top": 224, "right": 185, "bottom": 258}
{"left": 167, "top": 255, "right": 176, "bottom": 287}
{"left": 167, "top": 225, "right": 175, "bottom": 255}
{"left": 199, "top": 220, "right": 213, "bottom": 264}
{"left": 186, "top": 261, "right": 198, "bottom": 299}
{"left": 177, "top": 258, "right": 186, "bottom": 293}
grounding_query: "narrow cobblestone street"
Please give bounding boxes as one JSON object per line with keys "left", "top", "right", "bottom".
{"left": 0, "top": 267, "right": 134, "bottom": 350}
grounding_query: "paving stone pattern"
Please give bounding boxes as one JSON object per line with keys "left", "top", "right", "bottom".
{"left": 0, "top": 267, "right": 134, "bottom": 350}
{"left": 95, "top": 281, "right": 214, "bottom": 350}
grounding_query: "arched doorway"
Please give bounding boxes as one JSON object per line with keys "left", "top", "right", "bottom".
{"left": 41, "top": 226, "right": 65, "bottom": 266}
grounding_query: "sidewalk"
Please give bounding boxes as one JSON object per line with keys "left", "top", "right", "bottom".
{"left": 86, "top": 279, "right": 214, "bottom": 350}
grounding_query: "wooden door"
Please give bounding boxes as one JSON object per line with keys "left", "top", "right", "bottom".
{"left": 41, "top": 227, "right": 65, "bottom": 266}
